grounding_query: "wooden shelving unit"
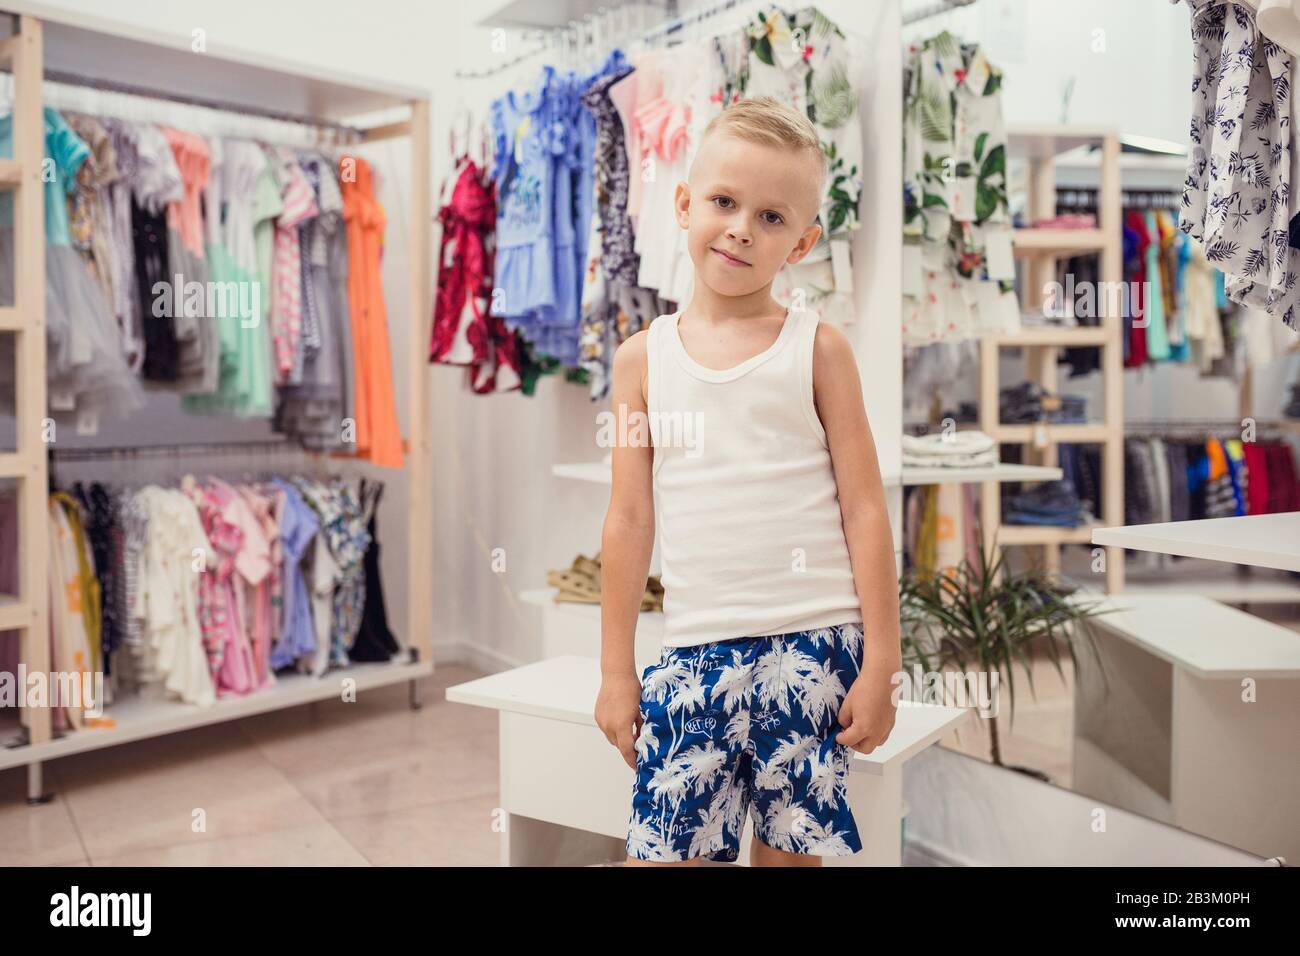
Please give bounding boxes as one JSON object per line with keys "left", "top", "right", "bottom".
{"left": 980, "top": 126, "right": 1125, "bottom": 592}
{"left": 0, "top": 5, "right": 436, "bottom": 801}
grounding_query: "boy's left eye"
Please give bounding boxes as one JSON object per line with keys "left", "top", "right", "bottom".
{"left": 762, "top": 212, "right": 784, "bottom": 225}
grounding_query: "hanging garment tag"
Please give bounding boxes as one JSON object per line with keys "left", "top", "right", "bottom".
{"left": 1033, "top": 422, "right": 1049, "bottom": 449}
{"left": 902, "top": 244, "right": 924, "bottom": 296}
{"left": 76, "top": 407, "right": 99, "bottom": 436}
{"left": 830, "top": 238, "right": 853, "bottom": 293}
{"left": 50, "top": 389, "right": 76, "bottom": 411}
{"left": 985, "top": 229, "right": 1015, "bottom": 280}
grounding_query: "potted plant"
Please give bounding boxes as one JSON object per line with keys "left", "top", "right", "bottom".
{"left": 898, "top": 531, "right": 1112, "bottom": 782}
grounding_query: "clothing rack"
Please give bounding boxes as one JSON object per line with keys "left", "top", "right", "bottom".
{"left": 41, "top": 68, "right": 364, "bottom": 137}
{"left": 47, "top": 438, "right": 298, "bottom": 460}
{"left": 1056, "top": 186, "right": 1181, "bottom": 211}
{"left": 1124, "top": 419, "right": 1299, "bottom": 434}
{"left": 0, "top": 6, "right": 436, "bottom": 803}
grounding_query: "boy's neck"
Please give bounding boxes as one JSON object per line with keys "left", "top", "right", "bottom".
{"left": 684, "top": 281, "right": 785, "bottom": 325}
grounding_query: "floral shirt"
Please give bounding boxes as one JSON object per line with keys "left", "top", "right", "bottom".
{"left": 902, "top": 31, "right": 1017, "bottom": 344}
{"left": 293, "top": 477, "right": 370, "bottom": 666}
{"left": 743, "top": 5, "right": 863, "bottom": 324}
{"left": 1178, "top": 0, "right": 1300, "bottom": 331}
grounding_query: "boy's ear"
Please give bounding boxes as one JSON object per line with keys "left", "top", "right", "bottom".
{"left": 674, "top": 181, "right": 691, "bottom": 229}
{"left": 786, "top": 223, "right": 822, "bottom": 265}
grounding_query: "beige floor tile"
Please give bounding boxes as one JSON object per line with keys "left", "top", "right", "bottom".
{"left": 278, "top": 723, "right": 500, "bottom": 821}
{"left": 330, "top": 792, "right": 503, "bottom": 865}
{"left": 90, "top": 822, "right": 369, "bottom": 866}
{"left": 54, "top": 726, "right": 332, "bottom": 859}
{"left": 0, "top": 765, "right": 89, "bottom": 866}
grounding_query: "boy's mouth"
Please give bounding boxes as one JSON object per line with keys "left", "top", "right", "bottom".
{"left": 710, "top": 247, "right": 750, "bottom": 267}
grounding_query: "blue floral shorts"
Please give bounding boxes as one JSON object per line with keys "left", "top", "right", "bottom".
{"left": 625, "top": 622, "right": 865, "bottom": 863}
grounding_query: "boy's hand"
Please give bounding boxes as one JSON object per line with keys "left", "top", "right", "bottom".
{"left": 835, "top": 668, "right": 898, "bottom": 755}
{"left": 595, "top": 672, "right": 644, "bottom": 770}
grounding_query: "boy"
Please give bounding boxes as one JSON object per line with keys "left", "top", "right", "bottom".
{"left": 595, "top": 96, "right": 901, "bottom": 867}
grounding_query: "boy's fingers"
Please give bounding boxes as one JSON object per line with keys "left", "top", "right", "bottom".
{"left": 836, "top": 717, "right": 869, "bottom": 746}
{"left": 617, "top": 722, "right": 638, "bottom": 769}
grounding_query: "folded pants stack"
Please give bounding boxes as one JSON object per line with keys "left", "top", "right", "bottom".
{"left": 1002, "top": 479, "right": 1090, "bottom": 527}
{"left": 999, "top": 382, "right": 1087, "bottom": 424}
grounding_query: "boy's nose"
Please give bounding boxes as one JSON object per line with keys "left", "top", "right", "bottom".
{"left": 726, "top": 223, "right": 752, "bottom": 245}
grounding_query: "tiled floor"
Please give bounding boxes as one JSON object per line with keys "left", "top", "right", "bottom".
{"left": 5, "top": 613, "right": 1295, "bottom": 865}
{"left": 0, "top": 663, "right": 503, "bottom": 866}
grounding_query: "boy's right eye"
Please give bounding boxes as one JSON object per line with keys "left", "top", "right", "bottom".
{"left": 711, "top": 196, "right": 734, "bottom": 209}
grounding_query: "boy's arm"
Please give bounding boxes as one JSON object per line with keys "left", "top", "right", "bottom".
{"left": 812, "top": 322, "right": 902, "bottom": 749}
{"left": 595, "top": 330, "right": 655, "bottom": 767}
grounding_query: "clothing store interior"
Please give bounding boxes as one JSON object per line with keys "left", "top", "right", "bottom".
{"left": 0, "top": 0, "right": 1296, "bottom": 869}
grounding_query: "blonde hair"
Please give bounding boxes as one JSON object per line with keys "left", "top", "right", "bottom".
{"left": 699, "top": 95, "right": 827, "bottom": 199}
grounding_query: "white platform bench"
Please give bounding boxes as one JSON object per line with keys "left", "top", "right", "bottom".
{"left": 1072, "top": 592, "right": 1300, "bottom": 863}
{"left": 446, "top": 654, "right": 970, "bottom": 866}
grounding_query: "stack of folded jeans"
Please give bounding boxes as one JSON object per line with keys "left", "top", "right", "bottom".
{"left": 1002, "top": 479, "right": 1089, "bottom": 527}
{"left": 1000, "top": 382, "right": 1088, "bottom": 424}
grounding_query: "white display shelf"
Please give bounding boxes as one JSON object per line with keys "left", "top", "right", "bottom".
{"left": 558, "top": 461, "right": 1063, "bottom": 487}
{"left": 0, "top": 659, "right": 432, "bottom": 773}
{"left": 520, "top": 587, "right": 662, "bottom": 619}
{"left": 1, "top": 1, "right": 425, "bottom": 121}
{"left": 1058, "top": 553, "right": 1300, "bottom": 604}
{"left": 1091, "top": 512, "right": 1300, "bottom": 573}
{"left": 1082, "top": 593, "right": 1300, "bottom": 680}
{"left": 900, "top": 463, "right": 1062, "bottom": 485}
{"left": 1007, "top": 125, "right": 1114, "bottom": 160}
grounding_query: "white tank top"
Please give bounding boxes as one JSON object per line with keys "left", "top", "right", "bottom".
{"left": 646, "top": 306, "right": 863, "bottom": 648}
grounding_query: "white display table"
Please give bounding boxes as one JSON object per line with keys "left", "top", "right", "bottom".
{"left": 1072, "top": 593, "right": 1300, "bottom": 862}
{"left": 446, "top": 655, "right": 970, "bottom": 866}
{"left": 1091, "top": 512, "right": 1300, "bottom": 572}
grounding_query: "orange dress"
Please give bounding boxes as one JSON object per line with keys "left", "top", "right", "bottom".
{"left": 340, "top": 155, "right": 403, "bottom": 469}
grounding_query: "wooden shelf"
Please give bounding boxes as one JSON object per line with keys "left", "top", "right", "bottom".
{"left": 996, "top": 522, "right": 1100, "bottom": 545}
{"left": 1007, "top": 125, "right": 1116, "bottom": 160}
{"left": 899, "top": 463, "right": 1062, "bottom": 485}
{"left": 1092, "top": 513, "right": 1300, "bottom": 573}
{"left": 0, "top": 1, "right": 425, "bottom": 121}
{"left": 990, "top": 423, "right": 1113, "bottom": 443}
{"left": 0, "top": 659, "right": 434, "bottom": 772}
{"left": 560, "top": 461, "right": 1065, "bottom": 487}
{"left": 1013, "top": 228, "right": 1106, "bottom": 257}
{"left": 995, "top": 326, "right": 1110, "bottom": 346}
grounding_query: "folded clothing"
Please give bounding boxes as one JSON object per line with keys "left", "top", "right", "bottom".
{"left": 1002, "top": 479, "right": 1089, "bottom": 528}
{"left": 902, "top": 430, "right": 997, "bottom": 467}
{"left": 1000, "top": 382, "right": 1088, "bottom": 424}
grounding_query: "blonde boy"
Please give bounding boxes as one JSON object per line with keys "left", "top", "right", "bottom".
{"left": 596, "top": 96, "right": 900, "bottom": 867}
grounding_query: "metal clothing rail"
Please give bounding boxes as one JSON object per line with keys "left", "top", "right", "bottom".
{"left": 41, "top": 67, "right": 366, "bottom": 136}
{"left": 454, "top": 0, "right": 741, "bottom": 80}
{"left": 1125, "top": 419, "right": 1300, "bottom": 431}
{"left": 47, "top": 438, "right": 304, "bottom": 460}
{"left": 903, "top": 0, "right": 977, "bottom": 26}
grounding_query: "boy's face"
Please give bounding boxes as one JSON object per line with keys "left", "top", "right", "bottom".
{"left": 674, "top": 131, "right": 823, "bottom": 299}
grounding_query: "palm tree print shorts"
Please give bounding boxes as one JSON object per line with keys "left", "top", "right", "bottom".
{"left": 625, "top": 622, "right": 865, "bottom": 862}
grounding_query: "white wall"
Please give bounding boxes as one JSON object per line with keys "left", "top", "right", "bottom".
{"left": 903, "top": 0, "right": 1192, "bottom": 145}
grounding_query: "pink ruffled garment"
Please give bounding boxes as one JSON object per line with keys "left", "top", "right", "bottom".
{"left": 632, "top": 46, "right": 692, "bottom": 295}
{"left": 209, "top": 478, "right": 272, "bottom": 695}
{"left": 183, "top": 476, "right": 242, "bottom": 686}
{"left": 237, "top": 483, "right": 282, "bottom": 689}
{"left": 610, "top": 50, "right": 665, "bottom": 234}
